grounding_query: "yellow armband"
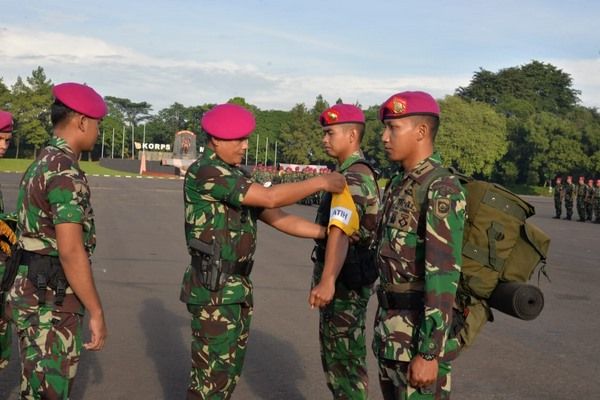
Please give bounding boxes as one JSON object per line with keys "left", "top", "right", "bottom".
{"left": 328, "top": 185, "right": 359, "bottom": 236}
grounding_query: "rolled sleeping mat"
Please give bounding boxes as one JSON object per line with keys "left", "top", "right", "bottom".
{"left": 487, "top": 282, "right": 544, "bottom": 320}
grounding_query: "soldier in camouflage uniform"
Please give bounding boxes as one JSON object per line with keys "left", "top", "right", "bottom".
{"left": 584, "top": 178, "right": 595, "bottom": 222}
{"left": 552, "top": 176, "right": 564, "bottom": 219}
{"left": 181, "top": 103, "right": 345, "bottom": 400}
{"left": 1, "top": 109, "right": 14, "bottom": 370}
{"left": 576, "top": 176, "right": 587, "bottom": 221}
{"left": 594, "top": 179, "right": 600, "bottom": 224}
{"left": 563, "top": 176, "right": 575, "bottom": 220}
{"left": 308, "top": 104, "right": 380, "bottom": 399}
{"left": 373, "top": 92, "right": 466, "bottom": 400}
{"left": 5, "top": 83, "right": 108, "bottom": 399}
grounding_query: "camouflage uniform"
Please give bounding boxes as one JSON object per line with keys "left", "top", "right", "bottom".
{"left": 552, "top": 181, "right": 563, "bottom": 218}
{"left": 584, "top": 182, "right": 594, "bottom": 222}
{"left": 594, "top": 183, "right": 600, "bottom": 223}
{"left": 576, "top": 181, "right": 587, "bottom": 221}
{"left": 6, "top": 136, "right": 92, "bottom": 399}
{"left": 312, "top": 151, "right": 380, "bottom": 399}
{"left": 181, "top": 147, "right": 262, "bottom": 400}
{"left": 373, "top": 153, "right": 466, "bottom": 400}
{"left": 563, "top": 181, "right": 575, "bottom": 220}
{"left": 1, "top": 184, "right": 8, "bottom": 368}
{"left": 1, "top": 212, "right": 16, "bottom": 370}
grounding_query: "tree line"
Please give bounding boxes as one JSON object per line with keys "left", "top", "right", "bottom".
{"left": 1, "top": 61, "right": 599, "bottom": 185}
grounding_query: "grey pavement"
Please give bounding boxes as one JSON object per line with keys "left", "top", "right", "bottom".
{"left": 0, "top": 172, "right": 599, "bottom": 399}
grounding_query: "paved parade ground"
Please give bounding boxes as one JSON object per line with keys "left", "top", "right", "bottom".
{"left": 1, "top": 172, "right": 599, "bottom": 399}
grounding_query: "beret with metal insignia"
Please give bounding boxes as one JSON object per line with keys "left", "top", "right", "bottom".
{"left": 319, "top": 104, "right": 365, "bottom": 127}
{"left": 52, "top": 82, "right": 108, "bottom": 119}
{"left": 379, "top": 91, "right": 440, "bottom": 121}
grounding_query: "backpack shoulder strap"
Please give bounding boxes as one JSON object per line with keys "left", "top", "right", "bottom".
{"left": 414, "top": 166, "right": 454, "bottom": 207}
{"left": 346, "top": 158, "right": 380, "bottom": 199}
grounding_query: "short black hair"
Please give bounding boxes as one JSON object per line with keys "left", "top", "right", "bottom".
{"left": 50, "top": 100, "right": 76, "bottom": 127}
{"left": 413, "top": 115, "right": 440, "bottom": 141}
{"left": 341, "top": 123, "right": 365, "bottom": 143}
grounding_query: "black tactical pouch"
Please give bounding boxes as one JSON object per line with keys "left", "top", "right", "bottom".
{"left": 21, "top": 251, "right": 69, "bottom": 306}
{"left": 337, "top": 245, "right": 378, "bottom": 290}
{"left": 189, "top": 238, "right": 228, "bottom": 292}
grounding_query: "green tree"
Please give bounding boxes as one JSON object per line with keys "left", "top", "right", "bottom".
{"left": 509, "top": 112, "right": 588, "bottom": 184}
{"left": 279, "top": 103, "right": 325, "bottom": 164}
{"left": 436, "top": 96, "right": 508, "bottom": 178}
{"left": 0, "top": 78, "right": 10, "bottom": 108}
{"left": 252, "top": 109, "right": 290, "bottom": 166}
{"left": 362, "top": 105, "right": 391, "bottom": 175}
{"left": 457, "top": 61, "right": 581, "bottom": 115}
{"left": 105, "top": 96, "right": 152, "bottom": 128}
{"left": 10, "top": 76, "right": 51, "bottom": 158}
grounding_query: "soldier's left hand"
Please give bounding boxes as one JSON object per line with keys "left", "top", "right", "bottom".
{"left": 407, "top": 354, "right": 438, "bottom": 388}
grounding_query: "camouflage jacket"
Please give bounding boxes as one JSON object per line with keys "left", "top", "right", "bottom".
{"left": 564, "top": 183, "right": 575, "bottom": 200}
{"left": 16, "top": 137, "right": 95, "bottom": 256}
{"left": 313, "top": 151, "right": 380, "bottom": 279}
{"left": 553, "top": 183, "right": 564, "bottom": 200}
{"left": 180, "top": 147, "right": 262, "bottom": 306}
{"left": 10, "top": 136, "right": 94, "bottom": 313}
{"left": 584, "top": 185, "right": 595, "bottom": 203}
{"left": 373, "top": 153, "right": 466, "bottom": 361}
{"left": 576, "top": 183, "right": 587, "bottom": 202}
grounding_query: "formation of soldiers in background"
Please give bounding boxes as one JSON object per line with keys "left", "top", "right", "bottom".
{"left": 251, "top": 163, "right": 332, "bottom": 206}
{"left": 553, "top": 176, "right": 600, "bottom": 223}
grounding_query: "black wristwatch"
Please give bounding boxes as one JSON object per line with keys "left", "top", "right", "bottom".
{"left": 419, "top": 353, "right": 437, "bottom": 361}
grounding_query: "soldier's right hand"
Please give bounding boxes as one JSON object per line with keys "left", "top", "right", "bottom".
{"left": 320, "top": 172, "right": 346, "bottom": 193}
{"left": 309, "top": 278, "right": 336, "bottom": 309}
{"left": 84, "top": 312, "right": 107, "bottom": 351}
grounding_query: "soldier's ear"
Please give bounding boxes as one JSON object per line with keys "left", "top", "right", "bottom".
{"left": 77, "top": 115, "right": 87, "bottom": 133}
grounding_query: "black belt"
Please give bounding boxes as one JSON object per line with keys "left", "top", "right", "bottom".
{"left": 21, "top": 250, "right": 61, "bottom": 266}
{"left": 376, "top": 285, "right": 424, "bottom": 310}
{"left": 190, "top": 255, "right": 254, "bottom": 277}
{"left": 21, "top": 250, "right": 67, "bottom": 306}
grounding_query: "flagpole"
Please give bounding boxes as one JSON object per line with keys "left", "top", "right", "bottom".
{"left": 255, "top": 134, "right": 259, "bottom": 165}
{"left": 111, "top": 128, "right": 115, "bottom": 158}
{"left": 131, "top": 125, "right": 135, "bottom": 160}
{"left": 121, "top": 126, "right": 125, "bottom": 158}
{"left": 265, "top": 137, "right": 268, "bottom": 165}
{"left": 101, "top": 129, "right": 105, "bottom": 158}
{"left": 274, "top": 140, "right": 278, "bottom": 167}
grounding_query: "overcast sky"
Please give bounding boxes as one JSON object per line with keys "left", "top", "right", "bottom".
{"left": 1, "top": 0, "right": 599, "bottom": 112}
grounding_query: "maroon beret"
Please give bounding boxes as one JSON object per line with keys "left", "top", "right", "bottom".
{"left": 379, "top": 91, "right": 440, "bottom": 121}
{"left": 0, "top": 110, "right": 13, "bottom": 133}
{"left": 201, "top": 104, "right": 256, "bottom": 140}
{"left": 319, "top": 104, "right": 365, "bottom": 126}
{"left": 52, "top": 82, "right": 108, "bottom": 119}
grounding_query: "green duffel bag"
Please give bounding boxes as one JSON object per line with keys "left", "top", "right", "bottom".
{"left": 416, "top": 169, "right": 551, "bottom": 354}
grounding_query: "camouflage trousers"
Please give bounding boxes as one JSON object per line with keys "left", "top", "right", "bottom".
{"left": 377, "top": 358, "right": 451, "bottom": 400}
{"left": 564, "top": 198, "right": 574, "bottom": 218}
{"left": 0, "top": 294, "right": 11, "bottom": 369}
{"left": 8, "top": 300, "right": 83, "bottom": 399}
{"left": 577, "top": 199, "right": 586, "bottom": 220}
{"left": 187, "top": 302, "right": 253, "bottom": 400}
{"left": 319, "top": 284, "right": 371, "bottom": 400}
{"left": 553, "top": 196, "right": 562, "bottom": 217}
{"left": 585, "top": 203, "right": 593, "bottom": 221}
